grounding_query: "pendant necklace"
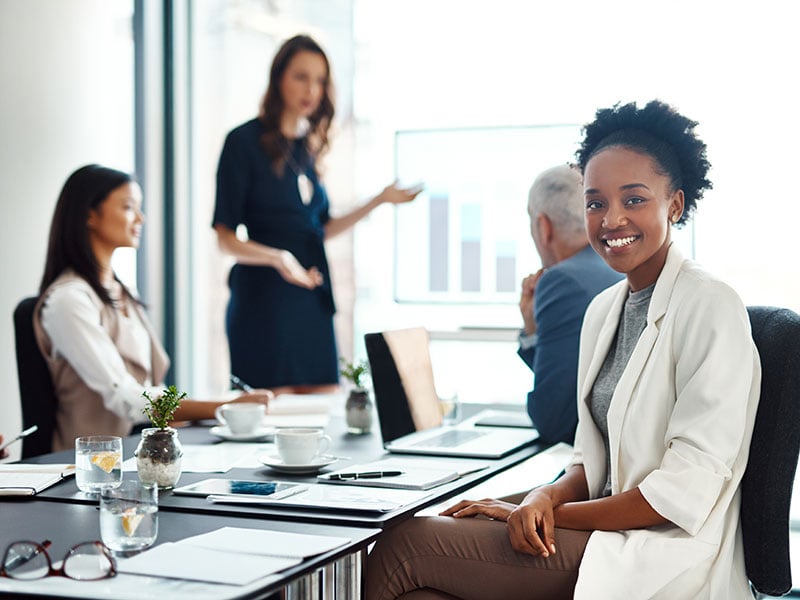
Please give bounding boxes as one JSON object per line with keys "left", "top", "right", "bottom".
{"left": 283, "top": 139, "right": 314, "bottom": 205}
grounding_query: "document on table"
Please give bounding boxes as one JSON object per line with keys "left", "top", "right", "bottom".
{"left": 207, "top": 482, "right": 432, "bottom": 512}
{"left": 267, "top": 393, "right": 338, "bottom": 414}
{"left": 117, "top": 544, "right": 296, "bottom": 585}
{"left": 263, "top": 413, "right": 331, "bottom": 428}
{"left": 318, "top": 457, "right": 488, "bottom": 490}
{"left": 0, "top": 464, "right": 75, "bottom": 496}
{"left": 116, "top": 527, "right": 351, "bottom": 585}
{"left": 259, "top": 393, "right": 337, "bottom": 428}
{"left": 122, "top": 443, "right": 273, "bottom": 473}
{"left": 183, "top": 527, "right": 350, "bottom": 557}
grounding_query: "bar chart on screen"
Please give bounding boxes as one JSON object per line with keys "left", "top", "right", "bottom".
{"left": 394, "top": 124, "right": 582, "bottom": 305}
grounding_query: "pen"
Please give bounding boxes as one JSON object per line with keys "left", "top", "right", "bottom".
{"left": 230, "top": 374, "right": 254, "bottom": 393}
{"left": 326, "top": 470, "right": 404, "bottom": 480}
{"left": 0, "top": 425, "right": 38, "bottom": 452}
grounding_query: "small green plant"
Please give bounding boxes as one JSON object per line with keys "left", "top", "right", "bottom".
{"left": 340, "top": 358, "right": 370, "bottom": 390}
{"left": 142, "top": 385, "right": 187, "bottom": 429}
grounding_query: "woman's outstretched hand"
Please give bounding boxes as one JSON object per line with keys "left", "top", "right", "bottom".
{"left": 274, "top": 250, "right": 323, "bottom": 289}
{"left": 439, "top": 497, "right": 517, "bottom": 521}
{"left": 378, "top": 182, "right": 424, "bottom": 205}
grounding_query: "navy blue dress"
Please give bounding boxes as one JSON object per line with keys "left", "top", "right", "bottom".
{"left": 213, "top": 118, "right": 338, "bottom": 388}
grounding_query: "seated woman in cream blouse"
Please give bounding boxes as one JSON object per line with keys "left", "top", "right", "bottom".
{"left": 34, "top": 164, "right": 271, "bottom": 452}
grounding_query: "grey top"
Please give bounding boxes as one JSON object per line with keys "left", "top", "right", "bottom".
{"left": 589, "top": 283, "right": 655, "bottom": 496}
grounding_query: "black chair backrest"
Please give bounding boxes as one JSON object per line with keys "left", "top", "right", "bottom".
{"left": 741, "top": 306, "right": 800, "bottom": 596}
{"left": 13, "top": 296, "right": 58, "bottom": 458}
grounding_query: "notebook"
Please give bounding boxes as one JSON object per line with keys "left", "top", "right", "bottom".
{"left": 365, "top": 328, "right": 539, "bottom": 459}
{"left": 318, "top": 457, "right": 489, "bottom": 490}
{"left": 0, "top": 464, "right": 75, "bottom": 496}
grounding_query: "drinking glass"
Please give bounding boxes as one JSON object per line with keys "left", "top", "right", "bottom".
{"left": 74, "top": 436, "right": 122, "bottom": 494}
{"left": 100, "top": 480, "right": 158, "bottom": 554}
{"left": 439, "top": 392, "right": 461, "bottom": 426}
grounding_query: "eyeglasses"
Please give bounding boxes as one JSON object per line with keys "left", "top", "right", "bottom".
{"left": 1, "top": 540, "right": 116, "bottom": 581}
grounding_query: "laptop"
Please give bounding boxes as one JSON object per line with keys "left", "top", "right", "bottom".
{"left": 365, "top": 328, "right": 539, "bottom": 459}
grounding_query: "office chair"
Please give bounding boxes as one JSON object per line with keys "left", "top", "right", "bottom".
{"left": 13, "top": 296, "right": 58, "bottom": 458}
{"left": 741, "top": 306, "right": 800, "bottom": 597}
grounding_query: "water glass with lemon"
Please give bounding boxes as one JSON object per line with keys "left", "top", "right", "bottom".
{"left": 75, "top": 435, "right": 123, "bottom": 494}
{"left": 100, "top": 480, "right": 158, "bottom": 554}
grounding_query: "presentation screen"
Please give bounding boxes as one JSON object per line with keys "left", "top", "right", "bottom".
{"left": 393, "top": 125, "right": 583, "bottom": 304}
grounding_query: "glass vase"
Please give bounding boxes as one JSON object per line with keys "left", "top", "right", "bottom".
{"left": 134, "top": 427, "right": 183, "bottom": 489}
{"left": 345, "top": 389, "right": 373, "bottom": 434}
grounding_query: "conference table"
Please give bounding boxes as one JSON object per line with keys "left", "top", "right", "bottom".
{"left": 1, "top": 402, "right": 543, "bottom": 599}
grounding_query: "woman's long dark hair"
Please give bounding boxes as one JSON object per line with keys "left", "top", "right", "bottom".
{"left": 39, "top": 164, "right": 136, "bottom": 306}
{"left": 258, "top": 34, "right": 335, "bottom": 175}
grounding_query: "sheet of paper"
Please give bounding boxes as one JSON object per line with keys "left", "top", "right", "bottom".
{"left": 123, "top": 444, "right": 272, "bottom": 473}
{"left": 371, "top": 456, "right": 490, "bottom": 476}
{"left": 208, "top": 482, "right": 431, "bottom": 512}
{"left": 181, "top": 527, "right": 350, "bottom": 558}
{"left": 262, "top": 413, "right": 330, "bottom": 429}
{"left": 116, "top": 542, "right": 299, "bottom": 585}
{"left": 267, "top": 393, "right": 340, "bottom": 415}
{"left": 319, "top": 460, "right": 461, "bottom": 490}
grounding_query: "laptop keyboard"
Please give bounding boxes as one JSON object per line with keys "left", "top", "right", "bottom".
{"left": 409, "top": 429, "right": 484, "bottom": 448}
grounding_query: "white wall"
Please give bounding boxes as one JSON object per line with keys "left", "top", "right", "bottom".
{"left": 0, "top": 0, "right": 134, "bottom": 461}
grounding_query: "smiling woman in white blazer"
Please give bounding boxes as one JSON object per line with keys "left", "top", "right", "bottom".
{"left": 571, "top": 242, "right": 759, "bottom": 598}
{"left": 365, "top": 100, "right": 760, "bottom": 600}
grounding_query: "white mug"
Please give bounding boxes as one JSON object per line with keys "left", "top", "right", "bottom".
{"left": 215, "top": 402, "right": 265, "bottom": 435}
{"left": 275, "top": 428, "right": 332, "bottom": 464}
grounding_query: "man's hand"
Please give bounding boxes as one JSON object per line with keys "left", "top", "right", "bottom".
{"left": 519, "top": 269, "right": 544, "bottom": 336}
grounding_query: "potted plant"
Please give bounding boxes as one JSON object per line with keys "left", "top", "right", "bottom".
{"left": 134, "top": 385, "right": 186, "bottom": 489}
{"left": 340, "top": 358, "right": 373, "bottom": 434}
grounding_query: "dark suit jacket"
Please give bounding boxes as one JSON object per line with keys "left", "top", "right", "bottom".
{"left": 518, "top": 245, "right": 622, "bottom": 444}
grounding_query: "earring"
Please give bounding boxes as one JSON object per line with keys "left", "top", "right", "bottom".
{"left": 671, "top": 214, "right": 680, "bottom": 223}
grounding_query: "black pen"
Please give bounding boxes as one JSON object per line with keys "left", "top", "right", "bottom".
{"left": 230, "top": 374, "right": 254, "bottom": 393}
{"left": 326, "top": 470, "right": 404, "bottom": 480}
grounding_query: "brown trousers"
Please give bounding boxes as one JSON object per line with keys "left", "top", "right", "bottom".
{"left": 365, "top": 516, "right": 591, "bottom": 600}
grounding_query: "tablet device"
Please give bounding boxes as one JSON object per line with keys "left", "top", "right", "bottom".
{"left": 173, "top": 478, "right": 307, "bottom": 500}
{"left": 472, "top": 410, "right": 534, "bottom": 429}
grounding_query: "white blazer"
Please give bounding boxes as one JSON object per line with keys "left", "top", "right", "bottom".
{"left": 571, "top": 245, "right": 761, "bottom": 599}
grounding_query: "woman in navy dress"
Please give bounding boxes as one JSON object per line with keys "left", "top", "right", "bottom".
{"left": 213, "top": 34, "right": 420, "bottom": 392}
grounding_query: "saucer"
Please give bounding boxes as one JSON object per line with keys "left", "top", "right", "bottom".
{"left": 258, "top": 453, "right": 338, "bottom": 474}
{"left": 210, "top": 425, "right": 276, "bottom": 442}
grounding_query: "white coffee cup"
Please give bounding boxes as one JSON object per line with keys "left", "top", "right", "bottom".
{"left": 275, "top": 428, "right": 332, "bottom": 465}
{"left": 215, "top": 402, "right": 266, "bottom": 435}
